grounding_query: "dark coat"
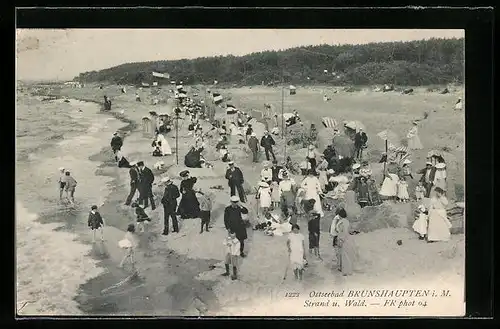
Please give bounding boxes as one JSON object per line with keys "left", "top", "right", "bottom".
{"left": 140, "top": 167, "right": 155, "bottom": 186}
{"left": 224, "top": 205, "right": 249, "bottom": 240}
{"left": 248, "top": 136, "right": 259, "bottom": 151}
{"left": 129, "top": 166, "right": 140, "bottom": 184}
{"left": 354, "top": 132, "right": 368, "bottom": 148}
{"left": 271, "top": 165, "right": 283, "bottom": 182}
{"left": 161, "top": 183, "right": 180, "bottom": 211}
{"left": 225, "top": 167, "right": 244, "bottom": 186}
{"left": 180, "top": 177, "right": 197, "bottom": 193}
{"left": 260, "top": 135, "right": 275, "bottom": 149}
{"left": 88, "top": 211, "right": 103, "bottom": 230}
{"left": 418, "top": 167, "right": 436, "bottom": 183}
{"left": 110, "top": 136, "right": 123, "bottom": 149}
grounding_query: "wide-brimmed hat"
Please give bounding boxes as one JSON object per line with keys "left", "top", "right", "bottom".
{"left": 113, "top": 132, "right": 118, "bottom": 135}
{"left": 435, "top": 163, "right": 446, "bottom": 169}
{"left": 426, "top": 161, "right": 433, "bottom": 165}
{"left": 129, "top": 160, "right": 137, "bottom": 166}
{"left": 251, "top": 132, "right": 256, "bottom": 137}
{"left": 352, "top": 163, "right": 361, "bottom": 170}
{"left": 58, "top": 167, "right": 65, "bottom": 171}
{"left": 228, "top": 161, "right": 234, "bottom": 165}
{"left": 259, "top": 181, "right": 269, "bottom": 187}
{"left": 230, "top": 195, "right": 240, "bottom": 202}
{"left": 327, "top": 169, "right": 335, "bottom": 174}
{"left": 418, "top": 204, "right": 426, "bottom": 212}
{"left": 160, "top": 176, "right": 171, "bottom": 183}
{"left": 403, "top": 159, "right": 412, "bottom": 165}
{"left": 179, "top": 170, "right": 189, "bottom": 177}
{"left": 308, "top": 145, "right": 315, "bottom": 150}
{"left": 412, "top": 121, "right": 418, "bottom": 125}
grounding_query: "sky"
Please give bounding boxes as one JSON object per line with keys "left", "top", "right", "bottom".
{"left": 16, "top": 29, "right": 464, "bottom": 81}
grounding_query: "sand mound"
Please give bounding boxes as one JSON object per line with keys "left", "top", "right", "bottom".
{"left": 166, "top": 165, "right": 224, "bottom": 180}
{"left": 350, "top": 203, "right": 404, "bottom": 233}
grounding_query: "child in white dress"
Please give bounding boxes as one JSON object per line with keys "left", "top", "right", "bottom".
{"left": 397, "top": 176, "right": 410, "bottom": 203}
{"left": 415, "top": 181, "right": 426, "bottom": 201}
{"left": 412, "top": 205, "right": 428, "bottom": 240}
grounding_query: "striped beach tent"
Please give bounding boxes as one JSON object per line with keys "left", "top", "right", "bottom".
{"left": 226, "top": 104, "right": 237, "bottom": 115}
{"left": 213, "top": 92, "right": 223, "bottom": 105}
{"left": 152, "top": 71, "right": 169, "bottom": 79}
{"left": 321, "top": 117, "right": 337, "bottom": 128}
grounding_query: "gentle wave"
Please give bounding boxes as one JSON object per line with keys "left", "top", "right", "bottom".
{"left": 16, "top": 202, "right": 104, "bottom": 315}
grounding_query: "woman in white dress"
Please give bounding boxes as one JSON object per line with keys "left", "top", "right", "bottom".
{"left": 433, "top": 162, "right": 447, "bottom": 192}
{"left": 300, "top": 170, "right": 324, "bottom": 217}
{"left": 379, "top": 161, "right": 400, "bottom": 200}
{"left": 407, "top": 121, "right": 423, "bottom": 150}
{"left": 257, "top": 181, "right": 272, "bottom": 219}
{"left": 156, "top": 134, "right": 172, "bottom": 155}
{"left": 427, "top": 187, "right": 452, "bottom": 242}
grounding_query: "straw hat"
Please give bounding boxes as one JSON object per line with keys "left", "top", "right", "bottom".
{"left": 129, "top": 160, "right": 137, "bottom": 166}
{"left": 418, "top": 205, "right": 426, "bottom": 212}
{"left": 426, "top": 161, "right": 433, "bottom": 165}
{"left": 228, "top": 161, "right": 234, "bottom": 165}
{"left": 259, "top": 181, "right": 269, "bottom": 187}
{"left": 251, "top": 132, "right": 256, "bottom": 137}
{"left": 352, "top": 163, "right": 361, "bottom": 170}
{"left": 308, "top": 145, "right": 315, "bottom": 150}
{"left": 435, "top": 163, "right": 446, "bottom": 169}
{"left": 58, "top": 167, "right": 65, "bottom": 171}
{"left": 403, "top": 159, "right": 412, "bottom": 165}
{"left": 160, "top": 176, "right": 171, "bottom": 183}
{"left": 327, "top": 169, "right": 335, "bottom": 174}
{"left": 230, "top": 195, "right": 240, "bottom": 202}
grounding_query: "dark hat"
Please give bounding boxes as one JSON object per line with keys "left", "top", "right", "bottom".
{"left": 127, "top": 224, "right": 136, "bottom": 233}
{"left": 272, "top": 160, "right": 278, "bottom": 164}
{"left": 91, "top": 205, "right": 98, "bottom": 210}
{"left": 131, "top": 202, "right": 139, "bottom": 208}
{"left": 137, "top": 161, "right": 144, "bottom": 166}
{"left": 179, "top": 170, "right": 189, "bottom": 177}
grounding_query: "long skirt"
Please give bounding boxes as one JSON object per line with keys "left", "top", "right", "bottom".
{"left": 177, "top": 190, "right": 200, "bottom": 219}
{"left": 379, "top": 174, "right": 399, "bottom": 197}
{"left": 367, "top": 181, "right": 382, "bottom": 205}
{"left": 407, "top": 135, "right": 423, "bottom": 150}
{"left": 336, "top": 238, "right": 357, "bottom": 275}
{"left": 427, "top": 208, "right": 451, "bottom": 242}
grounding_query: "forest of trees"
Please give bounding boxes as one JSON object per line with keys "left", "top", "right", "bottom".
{"left": 75, "top": 37, "right": 464, "bottom": 87}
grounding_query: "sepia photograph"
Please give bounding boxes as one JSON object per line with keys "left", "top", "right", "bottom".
{"left": 16, "top": 28, "right": 466, "bottom": 317}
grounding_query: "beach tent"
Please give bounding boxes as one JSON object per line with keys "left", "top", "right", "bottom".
{"left": 226, "top": 104, "right": 237, "bottom": 115}
{"left": 212, "top": 93, "right": 223, "bottom": 105}
{"left": 142, "top": 116, "right": 152, "bottom": 134}
{"left": 321, "top": 117, "right": 337, "bottom": 129}
{"left": 289, "top": 85, "right": 296, "bottom": 95}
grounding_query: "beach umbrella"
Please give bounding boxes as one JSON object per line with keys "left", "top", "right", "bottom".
{"left": 344, "top": 120, "right": 365, "bottom": 132}
{"left": 376, "top": 129, "right": 400, "bottom": 146}
{"left": 321, "top": 117, "right": 337, "bottom": 129}
{"left": 427, "top": 149, "right": 445, "bottom": 159}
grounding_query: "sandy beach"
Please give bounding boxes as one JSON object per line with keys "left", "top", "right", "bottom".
{"left": 18, "top": 82, "right": 465, "bottom": 316}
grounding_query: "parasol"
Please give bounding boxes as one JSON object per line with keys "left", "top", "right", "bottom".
{"left": 376, "top": 129, "right": 400, "bottom": 146}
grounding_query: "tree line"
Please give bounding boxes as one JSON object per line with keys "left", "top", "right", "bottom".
{"left": 75, "top": 37, "right": 464, "bottom": 87}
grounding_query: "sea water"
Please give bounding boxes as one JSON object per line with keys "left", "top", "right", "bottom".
{"left": 15, "top": 92, "right": 124, "bottom": 315}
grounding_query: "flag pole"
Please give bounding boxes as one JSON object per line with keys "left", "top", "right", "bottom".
{"left": 175, "top": 112, "right": 179, "bottom": 165}
{"left": 281, "top": 68, "right": 286, "bottom": 160}
{"left": 384, "top": 139, "right": 388, "bottom": 174}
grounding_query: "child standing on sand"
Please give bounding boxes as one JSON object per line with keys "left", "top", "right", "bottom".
{"left": 397, "top": 176, "right": 410, "bottom": 203}
{"left": 88, "top": 205, "right": 104, "bottom": 242}
{"left": 196, "top": 189, "right": 213, "bottom": 234}
{"left": 270, "top": 181, "right": 281, "bottom": 210}
{"left": 287, "top": 224, "right": 307, "bottom": 281}
{"left": 58, "top": 167, "right": 66, "bottom": 200}
{"left": 222, "top": 231, "right": 241, "bottom": 280}
{"left": 119, "top": 224, "right": 138, "bottom": 270}
{"left": 415, "top": 181, "right": 426, "bottom": 201}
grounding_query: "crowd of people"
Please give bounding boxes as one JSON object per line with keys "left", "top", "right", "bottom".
{"left": 58, "top": 87, "right": 456, "bottom": 282}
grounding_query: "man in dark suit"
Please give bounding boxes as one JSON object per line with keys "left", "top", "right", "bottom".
{"left": 137, "top": 161, "right": 156, "bottom": 210}
{"left": 225, "top": 161, "right": 246, "bottom": 202}
{"left": 418, "top": 162, "right": 436, "bottom": 197}
{"left": 260, "top": 131, "right": 276, "bottom": 161}
{"left": 160, "top": 176, "right": 180, "bottom": 235}
{"left": 354, "top": 128, "right": 368, "bottom": 159}
{"left": 124, "top": 161, "right": 140, "bottom": 206}
{"left": 224, "top": 195, "right": 249, "bottom": 257}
